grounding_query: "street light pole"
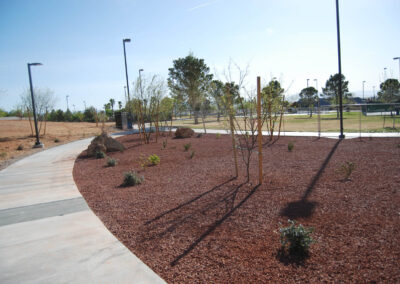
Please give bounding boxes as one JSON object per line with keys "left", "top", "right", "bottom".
{"left": 27, "top": 62, "right": 44, "bottom": 148}
{"left": 307, "top": 78, "right": 310, "bottom": 88}
{"left": 384, "top": 67, "right": 387, "bottom": 81}
{"left": 362, "top": 80, "right": 366, "bottom": 100}
{"left": 335, "top": 0, "right": 345, "bottom": 139}
{"left": 139, "top": 69, "right": 144, "bottom": 98}
{"left": 66, "top": 95, "right": 69, "bottom": 110}
{"left": 394, "top": 57, "right": 400, "bottom": 80}
{"left": 314, "top": 79, "right": 321, "bottom": 138}
{"left": 123, "top": 38, "right": 132, "bottom": 117}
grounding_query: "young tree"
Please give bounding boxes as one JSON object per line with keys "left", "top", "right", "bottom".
{"left": 109, "top": 98, "right": 115, "bottom": 116}
{"left": 262, "top": 79, "right": 285, "bottom": 140}
{"left": 118, "top": 101, "right": 122, "bottom": 110}
{"left": 299, "top": 86, "right": 318, "bottom": 117}
{"left": 377, "top": 78, "right": 400, "bottom": 103}
{"left": 168, "top": 54, "right": 213, "bottom": 124}
{"left": 321, "top": 73, "right": 352, "bottom": 118}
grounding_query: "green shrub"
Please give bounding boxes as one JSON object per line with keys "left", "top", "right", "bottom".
{"left": 17, "top": 144, "right": 24, "bottom": 151}
{"left": 189, "top": 150, "right": 195, "bottom": 159}
{"left": 183, "top": 143, "right": 191, "bottom": 152}
{"left": 122, "top": 171, "right": 143, "bottom": 187}
{"left": 95, "top": 151, "right": 106, "bottom": 159}
{"left": 216, "top": 133, "right": 221, "bottom": 139}
{"left": 106, "top": 157, "right": 116, "bottom": 167}
{"left": 279, "top": 219, "right": 315, "bottom": 255}
{"left": 148, "top": 154, "right": 160, "bottom": 166}
{"left": 288, "top": 142, "right": 294, "bottom": 152}
{"left": 337, "top": 161, "right": 356, "bottom": 180}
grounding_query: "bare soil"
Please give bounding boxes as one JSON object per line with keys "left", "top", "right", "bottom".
{"left": 73, "top": 134, "right": 400, "bottom": 283}
{"left": 0, "top": 120, "right": 117, "bottom": 170}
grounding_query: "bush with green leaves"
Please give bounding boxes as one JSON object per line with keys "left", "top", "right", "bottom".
{"left": 279, "top": 219, "right": 315, "bottom": 255}
{"left": 288, "top": 142, "right": 294, "bottom": 152}
{"left": 189, "top": 150, "right": 195, "bottom": 159}
{"left": 216, "top": 133, "right": 221, "bottom": 139}
{"left": 122, "top": 171, "right": 144, "bottom": 187}
{"left": 148, "top": 154, "right": 160, "bottom": 166}
{"left": 183, "top": 143, "right": 191, "bottom": 151}
{"left": 106, "top": 157, "right": 116, "bottom": 167}
{"left": 337, "top": 161, "right": 356, "bottom": 180}
{"left": 95, "top": 151, "right": 106, "bottom": 159}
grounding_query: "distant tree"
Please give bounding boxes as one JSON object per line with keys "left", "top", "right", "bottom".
{"left": 159, "top": 97, "right": 174, "bottom": 121}
{"left": 377, "top": 78, "right": 400, "bottom": 103}
{"left": 168, "top": 54, "right": 213, "bottom": 124}
{"left": 299, "top": 86, "right": 318, "bottom": 117}
{"left": 109, "top": 98, "right": 115, "bottom": 114}
{"left": 83, "top": 106, "right": 96, "bottom": 122}
{"left": 321, "top": 74, "right": 352, "bottom": 118}
{"left": 262, "top": 79, "right": 285, "bottom": 140}
{"left": 209, "top": 80, "right": 225, "bottom": 122}
{"left": 0, "top": 108, "right": 7, "bottom": 117}
{"left": 118, "top": 101, "right": 122, "bottom": 110}
{"left": 64, "top": 109, "right": 73, "bottom": 122}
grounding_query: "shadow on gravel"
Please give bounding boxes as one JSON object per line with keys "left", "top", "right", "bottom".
{"left": 280, "top": 139, "right": 342, "bottom": 219}
{"left": 276, "top": 248, "right": 309, "bottom": 267}
{"left": 141, "top": 177, "right": 260, "bottom": 266}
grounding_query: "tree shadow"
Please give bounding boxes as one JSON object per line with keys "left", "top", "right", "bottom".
{"left": 275, "top": 248, "right": 308, "bottom": 267}
{"left": 280, "top": 139, "right": 342, "bottom": 219}
{"left": 139, "top": 177, "right": 260, "bottom": 266}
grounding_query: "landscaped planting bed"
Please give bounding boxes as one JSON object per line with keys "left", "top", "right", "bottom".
{"left": 73, "top": 133, "right": 400, "bottom": 283}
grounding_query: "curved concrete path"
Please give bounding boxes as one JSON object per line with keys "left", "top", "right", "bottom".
{"left": 0, "top": 138, "right": 166, "bottom": 284}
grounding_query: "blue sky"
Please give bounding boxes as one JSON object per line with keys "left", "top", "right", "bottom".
{"left": 1, "top": 0, "right": 399, "bottom": 111}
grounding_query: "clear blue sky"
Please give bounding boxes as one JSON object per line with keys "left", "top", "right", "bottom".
{"left": 1, "top": 0, "right": 399, "bottom": 111}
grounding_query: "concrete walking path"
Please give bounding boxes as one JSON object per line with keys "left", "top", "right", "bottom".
{"left": 0, "top": 138, "right": 166, "bottom": 284}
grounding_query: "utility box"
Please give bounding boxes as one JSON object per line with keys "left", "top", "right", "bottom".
{"left": 115, "top": 112, "right": 132, "bottom": 129}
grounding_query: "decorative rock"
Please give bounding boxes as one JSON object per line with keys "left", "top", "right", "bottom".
{"left": 174, "top": 127, "right": 194, "bottom": 139}
{"left": 86, "top": 132, "right": 125, "bottom": 156}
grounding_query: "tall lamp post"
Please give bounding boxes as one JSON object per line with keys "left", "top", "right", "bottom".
{"left": 122, "top": 38, "right": 132, "bottom": 117}
{"left": 307, "top": 78, "right": 310, "bottom": 88}
{"left": 394, "top": 57, "right": 400, "bottom": 80}
{"left": 27, "top": 62, "right": 44, "bottom": 148}
{"left": 139, "top": 69, "right": 144, "bottom": 98}
{"left": 335, "top": 0, "right": 345, "bottom": 139}
{"left": 66, "top": 95, "right": 70, "bottom": 110}
{"left": 362, "top": 81, "right": 366, "bottom": 100}
{"left": 314, "top": 79, "right": 321, "bottom": 138}
{"left": 384, "top": 67, "right": 387, "bottom": 81}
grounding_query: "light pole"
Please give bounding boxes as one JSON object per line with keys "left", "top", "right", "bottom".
{"left": 122, "top": 38, "right": 132, "bottom": 116}
{"left": 394, "top": 57, "right": 400, "bottom": 80}
{"left": 66, "top": 95, "right": 69, "bottom": 110}
{"left": 83, "top": 100, "right": 86, "bottom": 110}
{"left": 362, "top": 81, "right": 366, "bottom": 101}
{"left": 384, "top": 67, "right": 387, "bottom": 81}
{"left": 27, "top": 62, "right": 44, "bottom": 148}
{"left": 307, "top": 78, "right": 310, "bottom": 88}
{"left": 372, "top": 86, "right": 376, "bottom": 101}
{"left": 335, "top": 0, "right": 344, "bottom": 139}
{"left": 139, "top": 68, "right": 144, "bottom": 98}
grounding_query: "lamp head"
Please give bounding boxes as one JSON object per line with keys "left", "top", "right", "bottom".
{"left": 123, "top": 38, "right": 131, "bottom": 43}
{"left": 29, "top": 63, "right": 42, "bottom": 66}
{"left": 139, "top": 69, "right": 144, "bottom": 72}
{"left": 393, "top": 57, "right": 400, "bottom": 60}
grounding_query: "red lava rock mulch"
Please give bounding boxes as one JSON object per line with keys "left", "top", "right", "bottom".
{"left": 73, "top": 134, "right": 400, "bottom": 283}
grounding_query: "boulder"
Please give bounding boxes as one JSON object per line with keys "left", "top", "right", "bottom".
{"left": 86, "top": 132, "right": 125, "bottom": 157}
{"left": 174, "top": 127, "right": 194, "bottom": 139}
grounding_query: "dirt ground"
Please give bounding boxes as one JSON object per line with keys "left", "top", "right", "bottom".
{"left": 0, "top": 119, "right": 117, "bottom": 170}
{"left": 74, "top": 133, "right": 400, "bottom": 283}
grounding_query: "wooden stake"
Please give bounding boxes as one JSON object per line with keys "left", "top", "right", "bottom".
{"left": 228, "top": 89, "right": 239, "bottom": 178}
{"left": 257, "top": 76, "right": 263, "bottom": 185}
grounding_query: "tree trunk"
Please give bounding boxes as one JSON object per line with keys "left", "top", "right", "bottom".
{"left": 194, "top": 110, "right": 199, "bottom": 124}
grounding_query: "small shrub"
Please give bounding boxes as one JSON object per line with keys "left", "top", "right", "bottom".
{"left": 148, "top": 154, "right": 160, "bottom": 166}
{"left": 138, "top": 154, "right": 147, "bottom": 170}
{"left": 122, "top": 171, "right": 143, "bottom": 187}
{"left": 17, "top": 144, "right": 24, "bottom": 151}
{"left": 279, "top": 219, "right": 315, "bottom": 255}
{"left": 183, "top": 143, "right": 191, "bottom": 152}
{"left": 95, "top": 151, "right": 106, "bottom": 159}
{"left": 337, "top": 161, "right": 356, "bottom": 180}
{"left": 216, "top": 133, "right": 221, "bottom": 139}
{"left": 175, "top": 127, "right": 194, "bottom": 138}
{"left": 189, "top": 150, "right": 195, "bottom": 159}
{"left": 288, "top": 142, "right": 294, "bottom": 152}
{"left": 162, "top": 139, "right": 167, "bottom": 149}
{"left": 54, "top": 138, "right": 60, "bottom": 143}
{"left": 106, "top": 157, "right": 116, "bottom": 167}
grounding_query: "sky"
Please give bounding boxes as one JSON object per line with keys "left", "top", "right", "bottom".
{"left": 0, "top": 0, "right": 399, "bottom": 111}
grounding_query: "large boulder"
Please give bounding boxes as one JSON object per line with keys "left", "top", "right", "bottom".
{"left": 87, "top": 132, "right": 125, "bottom": 157}
{"left": 174, "top": 127, "right": 194, "bottom": 139}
